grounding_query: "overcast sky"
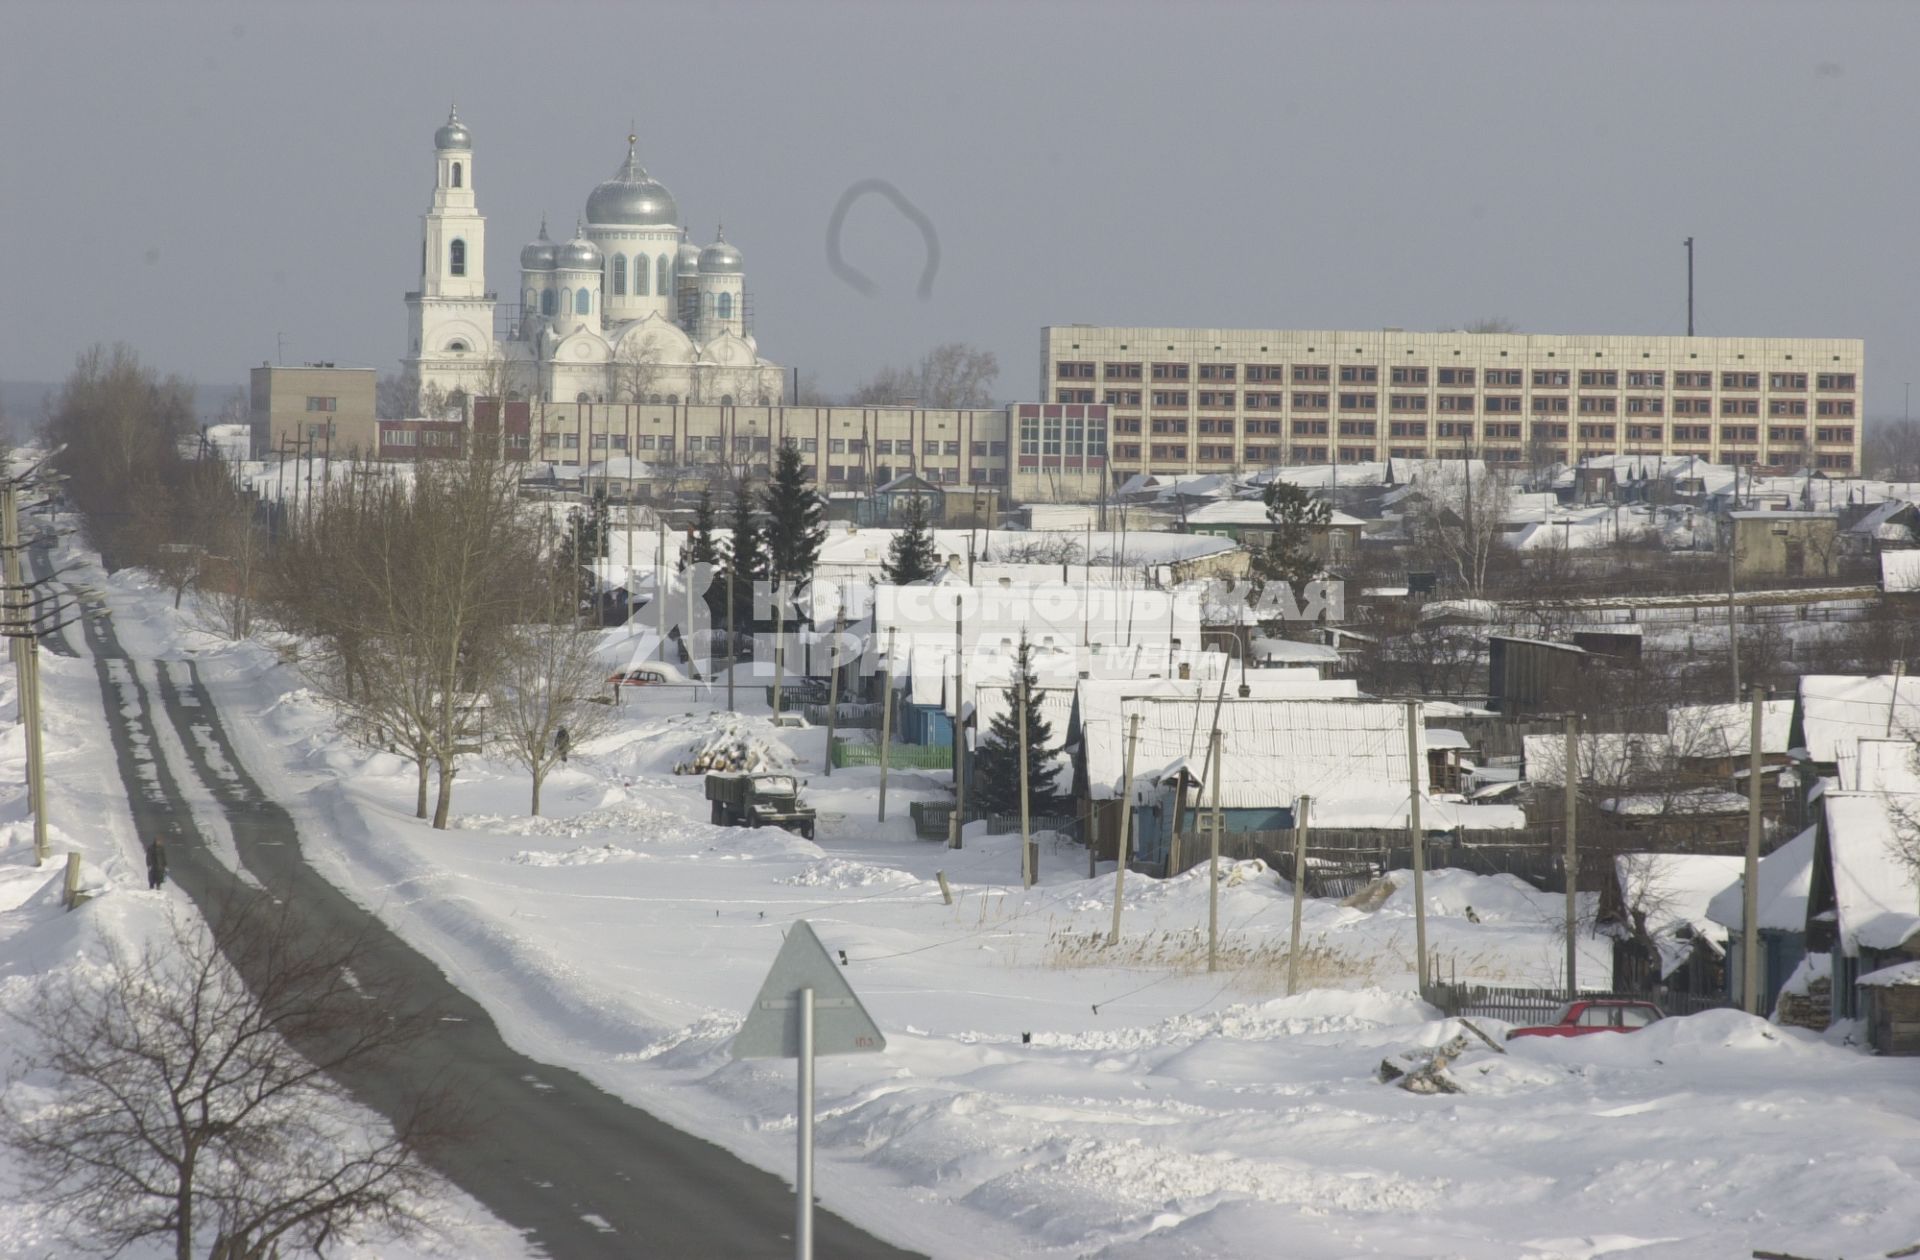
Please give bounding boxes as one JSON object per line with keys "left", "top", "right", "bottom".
{"left": 5, "top": 0, "right": 1918, "bottom": 413}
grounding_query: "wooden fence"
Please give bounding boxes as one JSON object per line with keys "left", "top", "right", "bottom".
{"left": 1424, "top": 982, "right": 1734, "bottom": 1024}
{"left": 1171, "top": 828, "right": 1624, "bottom": 893}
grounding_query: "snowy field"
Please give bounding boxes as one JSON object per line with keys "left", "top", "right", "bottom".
{"left": 4, "top": 544, "right": 1920, "bottom": 1258}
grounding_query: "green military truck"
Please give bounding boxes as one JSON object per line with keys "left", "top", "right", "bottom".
{"left": 705, "top": 771, "right": 816, "bottom": 839}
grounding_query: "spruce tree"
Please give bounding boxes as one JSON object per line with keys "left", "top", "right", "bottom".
{"left": 882, "top": 494, "right": 938, "bottom": 584}
{"left": 677, "top": 489, "right": 720, "bottom": 571}
{"left": 722, "top": 488, "right": 767, "bottom": 632}
{"left": 970, "top": 637, "right": 1057, "bottom": 819}
{"left": 762, "top": 442, "right": 825, "bottom": 586}
{"left": 1253, "top": 480, "right": 1331, "bottom": 591}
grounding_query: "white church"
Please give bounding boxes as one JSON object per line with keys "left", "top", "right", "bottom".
{"left": 403, "top": 109, "right": 784, "bottom": 410}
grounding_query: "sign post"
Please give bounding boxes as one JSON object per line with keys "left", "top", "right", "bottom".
{"left": 733, "top": 920, "right": 886, "bottom": 1260}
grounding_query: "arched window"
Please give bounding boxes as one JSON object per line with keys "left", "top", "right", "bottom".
{"left": 524, "top": 288, "right": 536, "bottom": 312}
{"left": 667, "top": 394, "right": 680, "bottom": 404}
{"left": 634, "top": 253, "right": 650, "bottom": 296}
{"left": 451, "top": 161, "right": 463, "bottom": 188}
{"left": 648, "top": 394, "right": 662, "bottom": 405}
{"left": 717, "top": 292, "right": 734, "bottom": 321}
{"left": 448, "top": 340, "right": 469, "bottom": 353}
{"left": 611, "top": 254, "right": 626, "bottom": 296}
{"left": 657, "top": 255, "right": 669, "bottom": 296}
{"left": 449, "top": 238, "right": 466, "bottom": 277}
{"left": 575, "top": 288, "right": 591, "bottom": 315}
{"left": 559, "top": 287, "right": 571, "bottom": 314}
{"left": 576, "top": 392, "right": 591, "bottom": 404}
{"left": 541, "top": 288, "right": 556, "bottom": 316}
{"left": 721, "top": 394, "right": 734, "bottom": 406}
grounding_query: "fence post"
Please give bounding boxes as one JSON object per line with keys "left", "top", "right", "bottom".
{"left": 878, "top": 628, "right": 895, "bottom": 822}
{"left": 1288, "top": 795, "right": 1310, "bottom": 996}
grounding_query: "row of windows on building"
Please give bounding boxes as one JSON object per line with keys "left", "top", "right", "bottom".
{"left": 1060, "top": 361, "right": 1859, "bottom": 391}
{"left": 607, "top": 253, "right": 673, "bottom": 297}
{"left": 533, "top": 433, "right": 1009, "bottom": 457}
{"left": 1110, "top": 442, "right": 1857, "bottom": 471}
{"left": 520, "top": 287, "right": 735, "bottom": 321}
{"left": 1062, "top": 388, "right": 1860, "bottom": 416}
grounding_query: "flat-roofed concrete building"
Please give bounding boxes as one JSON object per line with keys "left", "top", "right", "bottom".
{"left": 1041, "top": 326, "right": 1863, "bottom": 480}
{"left": 248, "top": 364, "right": 377, "bottom": 458}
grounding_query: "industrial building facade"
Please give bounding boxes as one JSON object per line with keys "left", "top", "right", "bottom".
{"left": 1041, "top": 326, "right": 1864, "bottom": 479}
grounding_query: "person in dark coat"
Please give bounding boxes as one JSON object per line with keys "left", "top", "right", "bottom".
{"left": 145, "top": 836, "right": 168, "bottom": 890}
{"left": 555, "top": 725, "right": 571, "bottom": 765}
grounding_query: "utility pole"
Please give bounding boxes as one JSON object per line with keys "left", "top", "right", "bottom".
{"left": 878, "top": 628, "right": 894, "bottom": 822}
{"left": 1564, "top": 715, "right": 1580, "bottom": 1000}
{"left": 1684, "top": 236, "right": 1695, "bottom": 337}
{"left": 1405, "top": 700, "right": 1428, "bottom": 994}
{"left": 1207, "top": 727, "right": 1223, "bottom": 974}
{"left": 772, "top": 580, "right": 785, "bottom": 720}
{"left": 1727, "top": 528, "right": 1741, "bottom": 704}
{"left": 1743, "top": 684, "right": 1763, "bottom": 1015}
{"left": 823, "top": 611, "right": 842, "bottom": 777}
{"left": 1888, "top": 661, "right": 1907, "bottom": 737}
{"left": 950, "top": 595, "right": 965, "bottom": 849}
{"left": 726, "top": 550, "right": 737, "bottom": 712}
{"left": 1288, "top": 794, "right": 1311, "bottom": 996}
{"left": 1109, "top": 712, "right": 1140, "bottom": 946}
{"left": 1, "top": 479, "right": 48, "bottom": 864}
{"left": 1018, "top": 669, "right": 1033, "bottom": 888}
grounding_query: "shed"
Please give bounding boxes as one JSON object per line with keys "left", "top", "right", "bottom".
{"left": 1857, "top": 961, "right": 1920, "bottom": 1056}
{"left": 1806, "top": 789, "right": 1920, "bottom": 1037}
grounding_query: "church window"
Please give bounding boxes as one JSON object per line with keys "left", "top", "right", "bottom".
{"left": 648, "top": 394, "right": 662, "bottom": 405}
{"left": 575, "top": 288, "right": 591, "bottom": 315}
{"left": 667, "top": 394, "right": 680, "bottom": 404}
{"left": 541, "top": 289, "right": 556, "bottom": 316}
{"left": 448, "top": 340, "right": 468, "bottom": 353}
{"left": 721, "top": 394, "right": 734, "bottom": 406}
{"left": 657, "top": 255, "right": 669, "bottom": 296}
{"left": 635, "top": 253, "right": 650, "bottom": 296}
{"left": 450, "top": 238, "right": 466, "bottom": 276}
{"left": 451, "top": 161, "right": 462, "bottom": 188}
{"left": 717, "top": 292, "right": 734, "bottom": 321}
{"left": 611, "top": 255, "right": 626, "bottom": 296}
{"left": 577, "top": 392, "right": 591, "bottom": 404}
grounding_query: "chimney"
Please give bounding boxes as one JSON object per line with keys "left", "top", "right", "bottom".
{"left": 1178, "top": 662, "right": 1192, "bottom": 680}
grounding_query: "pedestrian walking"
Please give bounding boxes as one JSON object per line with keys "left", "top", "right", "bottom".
{"left": 145, "top": 836, "right": 168, "bottom": 890}
{"left": 555, "top": 725, "right": 571, "bottom": 765}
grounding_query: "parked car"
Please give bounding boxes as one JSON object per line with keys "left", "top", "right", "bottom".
{"left": 608, "top": 664, "right": 690, "bottom": 688}
{"left": 1507, "top": 999, "right": 1665, "bottom": 1040}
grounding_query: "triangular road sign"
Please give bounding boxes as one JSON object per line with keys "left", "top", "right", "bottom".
{"left": 733, "top": 920, "right": 886, "bottom": 1059}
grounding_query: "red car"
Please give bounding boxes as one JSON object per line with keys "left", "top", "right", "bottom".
{"left": 1506, "top": 999, "right": 1665, "bottom": 1040}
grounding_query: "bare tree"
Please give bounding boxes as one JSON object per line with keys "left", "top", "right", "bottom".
{"left": 612, "top": 333, "right": 669, "bottom": 405}
{"left": 489, "top": 571, "right": 617, "bottom": 815}
{"left": 791, "top": 371, "right": 834, "bottom": 405}
{"left": 376, "top": 369, "right": 421, "bottom": 420}
{"left": 1403, "top": 464, "right": 1512, "bottom": 596}
{"left": 850, "top": 343, "right": 999, "bottom": 408}
{"left": 1865, "top": 417, "right": 1920, "bottom": 481}
{"left": 1459, "top": 317, "right": 1518, "bottom": 334}
{"left": 0, "top": 898, "right": 455, "bottom": 1260}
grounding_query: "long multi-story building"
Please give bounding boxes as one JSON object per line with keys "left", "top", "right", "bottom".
{"left": 1041, "top": 326, "right": 1864, "bottom": 478}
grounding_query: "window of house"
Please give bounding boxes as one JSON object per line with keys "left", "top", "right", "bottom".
{"left": 451, "top": 161, "right": 462, "bottom": 188}
{"left": 1578, "top": 370, "right": 1618, "bottom": 388}
{"left": 1339, "top": 365, "right": 1378, "bottom": 384}
{"left": 1770, "top": 372, "right": 1807, "bottom": 391}
{"left": 1720, "top": 371, "right": 1760, "bottom": 390}
{"left": 1578, "top": 397, "right": 1617, "bottom": 414}
{"left": 575, "top": 288, "right": 591, "bottom": 315}
{"left": 718, "top": 292, "right": 734, "bottom": 320}
{"left": 1150, "top": 362, "right": 1190, "bottom": 381}
{"left": 1390, "top": 366, "right": 1428, "bottom": 386}
{"left": 1486, "top": 369, "right": 1523, "bottom": 387}
{"left": 1151, "top": 390, "right": 1189, "bottom": 407}
{"left": 1817, "top": 373, "right": 1856, "bottom": 391}
{"left": 1337, "top": 392, "right": 1376, "bottom": 411}
{"left": 1292, "top": 364, "right": 1330, "bottom": 383}
{"left": 1198, "top": 363, "right": 1236, "bottom": 381}
{"left": 1816, "top": 399, "right": 1856, "bottom": 417}
{"left": 611, "top": 255, "right": 626, "bottom": 295}
{"left": 304, "top": 396, "right": 337, "bottom": 412}
{"left": 1438, "top": 367, "right": 1477, "bottom": 386}
{"left": 1103, "top": 362, "right": 1143, "bottom": 381}
{"left": 450, "top": 238, "right": 466, "bottom": 276}
{"left": 1437, "top": 395, "right": 1475, "bottom": 412}
{"left": 1532, "top": 370, "right": 1569, "bottom": 388}
{"left": 1292, "top": 392, "right": 1329, "bottom": 410}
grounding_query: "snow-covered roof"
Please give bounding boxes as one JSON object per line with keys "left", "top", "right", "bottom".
{"left": 1848, "top": 499, "right": 1914, "bottom": 535}
{"left": 1706, "top": 825, "right": 1815, "bottom": 934}
{"left": 1730, "top": 510, "right": 1838, "bottom": 521}
{"left": 1798, "top": 674, "right": 1920, "bottom": 763}
{"left": 1305, "top": 795, "right": 1528, "bottom": 831}
{"left": 1080, "top": 695, "right": 1408, "bottom": 805}
{"left": 1882, "top": 550, "right": 1920, "bottom": 594}
{"left": 1183, "top": 499, "right": 1364, "bottom": 528}
{"left": 1668, "top": 700, "right": 1795, "bottom": 760}
{"left": 968, "top": 683, "right": 1076, "bottom": 753}
{"left": 1615, "top": 853, "right": 1745, "bottom": 978}
{"left": 1858, "top": 960, "right": 1920, "bottom": 987}
{"left": 1247, "top": 636, "right": 1342, "bottom": 665}
{"left": 1425, "top": 728, "right": 1471, "bottom": 751}
{"left": 1600, "top": 787, "right": 1751, "bottom": 817}
{"left": 1836, "top": 738, "right": 1920, "bottom": 793}
{"left": 1822, "top": 790, "right": 1920, "bottom": 957}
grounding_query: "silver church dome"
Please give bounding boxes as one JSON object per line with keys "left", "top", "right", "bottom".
{"left": 520, "top": 220, "right": 557, "bottom": 271}
{"left": 676, "top": 240, "right": 703, "bottom": 272}
{"left": 555, "top": 230, "right": 603, "bottom": 271}
{"left": 699, "top": 230, "right": 743, "bottom": 275}
{"left": 585, "top": 137, "right": 679, "bottom": 227}
{"left": 434, "top": 108, "right": 471, "bottom": 151}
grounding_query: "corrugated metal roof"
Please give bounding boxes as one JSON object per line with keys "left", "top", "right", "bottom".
{"left": 1799, "top": 674, "right": 1920, "bottom": 764}
{"left": 1823, "top": 790, "right": 1920, "bottom": 956}
{"left": 1082, "top": 696, "right": 1418, "bottom": 806}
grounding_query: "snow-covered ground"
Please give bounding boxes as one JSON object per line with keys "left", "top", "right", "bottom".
{"left": 0, "top": 566, "right": 531, "bottom": 1256}
{"left": 10, "top": 543, "right": 1920, "bottom": 1258}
